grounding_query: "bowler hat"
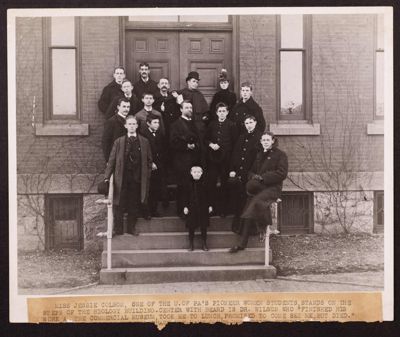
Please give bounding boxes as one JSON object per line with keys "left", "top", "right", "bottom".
{"left": 245, "top": 179, "right": 265, "bottom": 196}
{"left": 186, "top": 71, "right": 200, "bottom": 82}
{"left": 98, "top": 180, "right": 109, "bottom": 196}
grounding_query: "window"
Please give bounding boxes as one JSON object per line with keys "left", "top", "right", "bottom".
{"left": 278, "top": 192, "right": 313, "bottom": 234}
{"left": 374, "top": 14, "right": 384, "bottom": 120}
{"left": 373, "top": 191, "right": 384, "bottom": 233}
{"left": 128, "top": 15, "right": 229, "bottom": 23}
{"left": 45, "top": 195, "right": 83, "bottom": 250}
{"left": 277, "top": 15, "right": 311, "bottom": 121}
{"left": 270, "top": 15, "right": 319, "bottom": 135}
{"left": 37, "top": 17, "right": 88, "bottom": 136}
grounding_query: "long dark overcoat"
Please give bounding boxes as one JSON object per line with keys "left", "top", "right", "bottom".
{"left": 98, "top": 80, "right": 123, "bottom": 114}
{"left": 104, "top": 135, "right": 153, "bottom": 205}
{"left": 241, "top": 145, "right": 288, "bottom": 230}
{"left": 183, "top": 178, "right": 210, "bottom": 231}
{"left": 101, "top": 114, "right": 126, "bottom": 162}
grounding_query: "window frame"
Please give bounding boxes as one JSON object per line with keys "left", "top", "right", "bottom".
{"left": 44, "top": 194, "right": 84, "bottom": 250}
{"left": 373, "top": 191, "right": 384, "bottom": 233}
{"left": 43, "top": 17, "right": 82, "bottom": 122}
{"left": 277, "top": 191, "right": 314, "bottom": 234}
{"left": 276, "top": 14, "right": 312, "bottom": 122}
{"left": 373, "top": 14, "right": 384, "bottom": 121}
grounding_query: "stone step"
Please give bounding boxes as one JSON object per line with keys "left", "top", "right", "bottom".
{"left": 135, "top": 216, "right": 233, "bottom": 232}
{"left": 103, "top": 231, "right": 264, "bottom": 250}
{"left": 101, "top": 248, "right": 269, "bottom": 268}
{"left": 99, "top": 265, "right": 276, "bottom": 284}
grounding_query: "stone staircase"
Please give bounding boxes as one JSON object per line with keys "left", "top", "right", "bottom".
{"left": 99, "top": 213, "right": 277, "bottom": 284}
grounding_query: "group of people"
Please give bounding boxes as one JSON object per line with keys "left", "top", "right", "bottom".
{"left": 101, "top": 64, "right": 288, "bottom": 252}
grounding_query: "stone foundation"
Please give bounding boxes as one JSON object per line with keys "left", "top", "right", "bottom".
{"left": 314, "top": 191, "right": 374, "bottom": 234}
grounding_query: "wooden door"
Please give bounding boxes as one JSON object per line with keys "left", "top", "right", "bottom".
{"left": 126, "top": 31, "right": 232, "bottom": 102}
{"left": 179, "top": 32, "right": 232, "bottom": 104}
{"left": 126, "top": 31, "right": 180, "bottom": 90}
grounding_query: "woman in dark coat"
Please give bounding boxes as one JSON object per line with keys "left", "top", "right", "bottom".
{"left": 229, "top": 131, "right": 288, "bottom": 253}
{"left": 183, "top": 166, "right": 213, "bottom": 251}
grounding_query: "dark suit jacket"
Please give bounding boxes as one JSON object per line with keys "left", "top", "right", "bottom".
{"left": 98, "top": 80, "right": 123, "bottom": 114}
{"left": 230, "top": 97, "right": 266, "bottom": 134}
{"left": 170, "top": 117, "right": 202, "bottom": 184}
{"left": 133, "top": 78, "right": 158, "bottom": 109}
{"left": 101, "top": 114, "right": 126, "bottom": 162}
{"left": 104, "top": 135, "right": 152, "bottom": 205}
{"left": 153, "top": 92, "right": 181, "bottom": 134}
{"left": 142, "top": 127, "right": 167, "bottom": 169}
{"left": 105, "top": 94, "right": 141, "bottom": 119}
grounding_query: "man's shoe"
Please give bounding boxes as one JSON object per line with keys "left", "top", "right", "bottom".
{"left": 188, "top": 242, "right": 194, "bottom": 251}
{"left": 151, "top": 211, "right": 161, "bottom": 217}
{"left": 202, "top": 243, "right": 209, "bottom": 251}
{"left": 229, "top": 246, "right": 244, "bottom": 253}
{"left": 143, "top": 215, "right": 152, "bottom": 221}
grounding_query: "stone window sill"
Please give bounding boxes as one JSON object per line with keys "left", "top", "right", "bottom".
{"left": 35, "top": 123, "right": 89, "bottom": 136}
{"left": 367, "top": 121, "right": 384, "bottom": 135}
{"left": 269, "top": 123, "right": 320, "bottom": 136}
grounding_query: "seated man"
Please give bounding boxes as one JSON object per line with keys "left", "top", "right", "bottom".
{"left": 103, "top": 115, "right": 153, "bottom": 236}
{"left": 229, "top": 132, "right": 288, "bottom": 253}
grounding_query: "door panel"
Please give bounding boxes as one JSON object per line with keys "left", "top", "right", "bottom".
{"left": 127, "top": 30, "right": 232, "bottom": 102}
{"left": 179, "top": 32, "right": 232, "bottom": 104}
{"left": 126, "top": 31, "right": 180, "bottom": 90}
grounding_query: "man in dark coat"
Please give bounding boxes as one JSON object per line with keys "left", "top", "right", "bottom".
{"left": 142, "top": 115, "right": 168, "bottom": 217}
{"left": 209, "top": 69, "right": 237, "bottom": 120}
{"left": 101, "top": 97, "right": 130, "bottom": 162}
{"left": 105, "top": 79, "right": 140, "bottom": 119}
{"left": 230, "top": 81, "right": 266, "bottom": 134}
{"left": 104, "top": 115, "right": 153, "bottom": 236}
{"left": 183, "top": 166, "right": 213, "bottom": 251}
{"left": 229, "top": 131, "right": 288, "bottom": 253}
{"left": 228, "top": 115, "right": 262, "bottom": 232}
{"left": 98, "top": 66, "right": 125, "bottom": 116}
{"left": 176, "top": 71, "right": 209, "bottom": 138}
{"left": 133, "top": 62, "right": 159, "bottom": 109}
{"left": 170, "top": 100, "right": 202, "bottom": 216}
{"left": 153, "top": 77, "right": 181, "bottom": 140}
{"left": 204, "top": 102, "right": 238, "bottom": 216}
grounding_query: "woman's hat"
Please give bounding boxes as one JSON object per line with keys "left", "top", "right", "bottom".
{"left": 186, "top": 71, "right": 200, "bottom": 82}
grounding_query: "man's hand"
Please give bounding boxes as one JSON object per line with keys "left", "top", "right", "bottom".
{"left": 253, "top": 174, "right": 263, "bottom": 181}
{"left": 208, "top": 206, "right": 213, "bottom": 214}
{"left": 151, "top": 163, "right": 158, "bottom": 171}
{"left": 176, "top": 94, "right": 184, "bottom": 105}
{"left": 187, "top": 143, "right": 195, "bottom": 150}
{"left": 229, "top": 171, "right": 236, "bottom": 178}
{"left": 209, "top": 143, "right": 220, "bottom": 151}
{"left": 183, "top": 207, "right": 189, "bottom": 215}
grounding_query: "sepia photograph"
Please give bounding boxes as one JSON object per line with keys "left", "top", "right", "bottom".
{"left": 8, "top": 6, "right": 393, "bottom": 324}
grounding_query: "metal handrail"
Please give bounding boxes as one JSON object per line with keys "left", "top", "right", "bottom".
{"left": 264, "top": 198, "right": 281, "bottom": 266}
{"left": 96, "top": 175, "right": 114, "bottom": 270}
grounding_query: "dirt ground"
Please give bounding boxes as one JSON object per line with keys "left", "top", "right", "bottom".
{"left": 18, "top": 233, "right": 384, "bottom": 289}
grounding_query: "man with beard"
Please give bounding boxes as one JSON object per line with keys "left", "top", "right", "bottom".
{"left": 153, "top": 77, "right": 181, "bottom": 140}
{"left": 98, "top": 66, "right": 125, "bottom": 116}
{"left": 230, "top": 82, "right": 265, "bottom": 134}
{"left": 105, "top": 79, "right": 140, "bottom": 119}
{"left": 170, "top": 101, "right": 202, "bottom": 216}
{"left": 133, "top": 62, "right": 158, "bottom": 109}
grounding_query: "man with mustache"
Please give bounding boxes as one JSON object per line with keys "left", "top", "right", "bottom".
{"left": 153, "top": 77, "right": 181, "bottom": 140}
{"left": 133, "top": 62, "right": 158, "bottom": 109}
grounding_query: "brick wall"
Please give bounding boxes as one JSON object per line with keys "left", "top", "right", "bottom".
{"left": 16, "top": 17, "right": 120, "bottom": 176}
{"left": 239, "top": 14, "right": 384, "bottom": 177}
